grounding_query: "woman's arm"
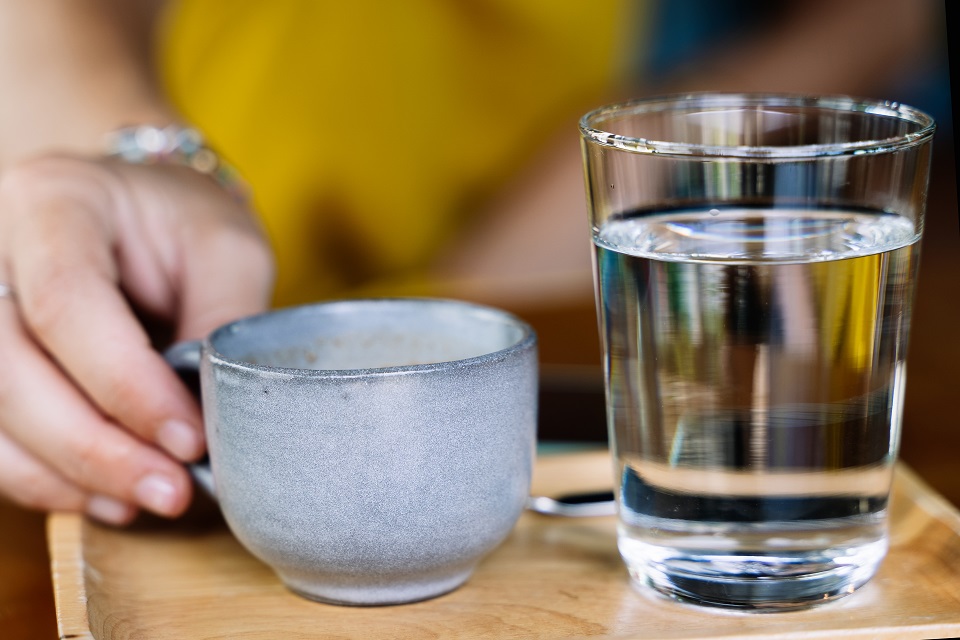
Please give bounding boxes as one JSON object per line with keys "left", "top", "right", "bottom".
{"left": 0, "top": 0, "right": 176, "bottom": 168}
{"left": 0, "top": 0, "right": 275, "bottom": 524}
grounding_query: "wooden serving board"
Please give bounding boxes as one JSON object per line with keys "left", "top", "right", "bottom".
{"left": 49, "top": 452, "right": 960, "bottom": 639}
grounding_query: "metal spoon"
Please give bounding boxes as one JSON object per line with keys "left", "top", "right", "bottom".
{"left": 526, "top": 490, "right": 616, "bottom": 517}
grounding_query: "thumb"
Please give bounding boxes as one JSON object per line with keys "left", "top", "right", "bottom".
{"left": 176, "top": 226, "right": 275, "bottom": 341}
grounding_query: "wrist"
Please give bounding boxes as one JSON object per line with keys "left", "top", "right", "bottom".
{"left": 104, "top": 124, "right": 250, "bottom": 204}
{"left": 0, "top": 102, "right": 182, "bottom": 172}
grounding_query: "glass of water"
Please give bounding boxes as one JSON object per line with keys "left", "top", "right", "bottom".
{"left": 579, "top": 94, "right": 935, "bottom": 610}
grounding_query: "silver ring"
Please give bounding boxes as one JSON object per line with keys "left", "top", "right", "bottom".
{"left": 0, "top": 282, "right": 15, "bottom": 301}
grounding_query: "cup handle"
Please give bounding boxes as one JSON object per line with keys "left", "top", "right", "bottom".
{"left": 163, "top": 341, "right": 217, "bottom": 499}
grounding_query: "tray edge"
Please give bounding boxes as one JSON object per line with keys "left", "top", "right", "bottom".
{"left": 47, "top": 512, "right": 94, "bottom": 640}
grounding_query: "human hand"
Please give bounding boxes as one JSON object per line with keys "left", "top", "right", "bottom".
{"left": 0, "top": 154, "right": 274, "bottom": 524}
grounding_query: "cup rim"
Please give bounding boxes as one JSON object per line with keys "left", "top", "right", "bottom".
{"left": 579, "top": 92, "right": 937, "bottom": 159}
{"left": 204, "top": 297, "right": 537, "bottom": 377}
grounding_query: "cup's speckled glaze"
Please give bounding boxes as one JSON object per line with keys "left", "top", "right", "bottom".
{"left": 171, "top": 298, "right": 537, "bottom": 605}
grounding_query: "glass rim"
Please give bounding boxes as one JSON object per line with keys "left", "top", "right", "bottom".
{"left": 579, "top": 92, "right": 937, "bottom": 159}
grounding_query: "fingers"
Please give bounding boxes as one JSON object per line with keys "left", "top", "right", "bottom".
{"left": 0, "top": 430, "right": 136, "bottom": 526}
{"left": 2, "top": 158, "right": 205, "bottom": 462}
{"left": 0, "top": 298, "right": 192, "bottom": 518}
{"left": 0, "top": 428, "right": 86, "bottom": 512}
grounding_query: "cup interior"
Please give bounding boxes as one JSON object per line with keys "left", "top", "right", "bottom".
{"left": 207, "top": 298, "right": 532, "bottom": 372}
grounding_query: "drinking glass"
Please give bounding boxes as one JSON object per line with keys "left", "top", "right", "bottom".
{"left": 579, "top": 94, "right": 935, "bottom": 610}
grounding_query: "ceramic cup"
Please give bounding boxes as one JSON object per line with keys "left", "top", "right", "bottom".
{"left": 164, "top": 298, "right": 538, "bottom": 605}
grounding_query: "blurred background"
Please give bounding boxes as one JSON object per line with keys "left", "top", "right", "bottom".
{"left": 0, "top": 1, "right": 955, "bottom": 637}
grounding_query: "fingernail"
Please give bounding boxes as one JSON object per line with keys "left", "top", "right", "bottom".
{"left": 157, "top": 419, "right": 203, "bottom": 461}
{"left": 87, "top": 495, "right": 135, "bottom": 525}
{"left": 135, "top": 474, "right": 179, "bottom": 516}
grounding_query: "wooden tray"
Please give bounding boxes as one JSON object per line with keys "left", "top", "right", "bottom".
{"left": 49, "top": 451, "right": 960, "bottom": 639}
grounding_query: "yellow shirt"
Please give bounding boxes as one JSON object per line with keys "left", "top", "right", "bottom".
{"left": 159, "top": 1, "right": 634, "bottom": 307}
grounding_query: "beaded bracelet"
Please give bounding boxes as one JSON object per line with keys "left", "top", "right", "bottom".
{"left": 105, "top": 125, "right": 249, "bottom": 203}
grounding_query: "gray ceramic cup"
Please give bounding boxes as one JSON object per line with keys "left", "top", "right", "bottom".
{"left": 164, "top": 298, "right": 538, "bottom": 605}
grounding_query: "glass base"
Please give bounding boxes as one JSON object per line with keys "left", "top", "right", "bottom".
{"left": 622, "top": 537, "right": 887, "bottom": 611}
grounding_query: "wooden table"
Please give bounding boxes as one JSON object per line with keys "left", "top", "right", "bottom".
{"left": 46, "top": 451, "right": 960, "bottom": 639}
